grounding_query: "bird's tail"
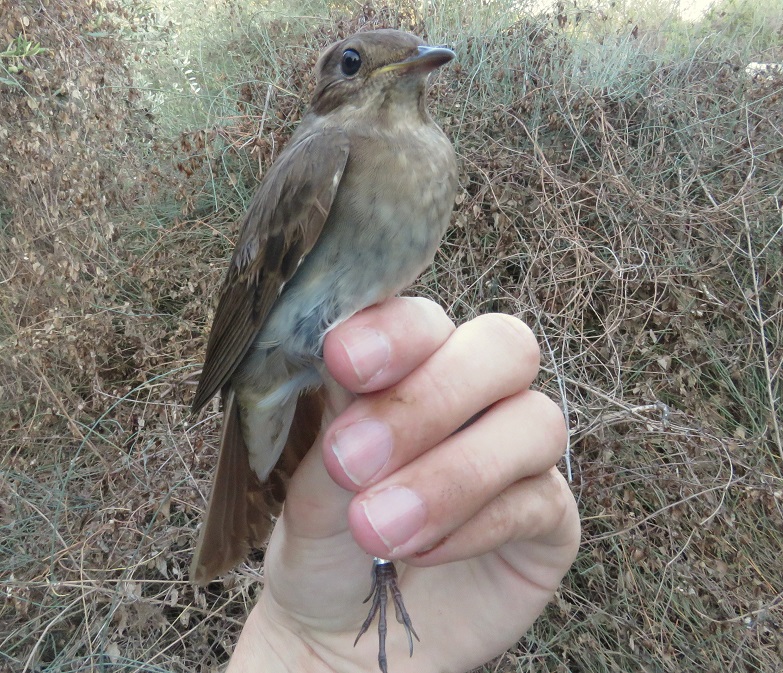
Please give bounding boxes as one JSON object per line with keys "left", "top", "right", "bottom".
{"left": 190, "top": 387, "right": 324, "bottom": 585}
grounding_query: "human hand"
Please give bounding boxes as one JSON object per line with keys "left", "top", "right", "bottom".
{"left": 227, "top": 297, "right": 580, "bottom": 673}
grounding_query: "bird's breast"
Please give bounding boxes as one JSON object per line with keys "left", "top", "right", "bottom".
{"left": 248, "top": 122, "right": 457, "bottom": 371}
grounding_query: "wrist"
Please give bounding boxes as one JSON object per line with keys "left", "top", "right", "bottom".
{"left": 227, "top": 593, "right": 335, "bottom": 673}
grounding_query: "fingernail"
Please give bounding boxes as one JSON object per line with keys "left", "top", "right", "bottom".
{"left": 332, "top": 419, "right": 392, "bottom": 486}
{"left": 361, "top": 487, "right": 427, "bottom": 553}
{"left": 337, "top": 327, "right": 390, "bottom": 385}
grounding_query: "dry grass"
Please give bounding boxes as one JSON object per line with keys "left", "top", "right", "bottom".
{"left": 2, "top": 0, "right": 782, "bottom": 671}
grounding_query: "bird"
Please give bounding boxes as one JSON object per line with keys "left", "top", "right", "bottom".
{"left": 189, "top": 28, "right": 458, "bottom": 672}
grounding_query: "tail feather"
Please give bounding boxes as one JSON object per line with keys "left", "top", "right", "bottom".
{"left": 190, "top": 387, "right": 325, "bottom": 585}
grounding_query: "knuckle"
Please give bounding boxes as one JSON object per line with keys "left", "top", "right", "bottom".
{"left": 527, "top": 391, "right": 568, "bottom": 453}
{"left": 472, "top": 313, "right": 540, "bottom": 371}
{"left": 406, "top": 296, "right": 453, "bottom": 330}
{"left": 490, "top": 487, "right": 520, "bottom": 542}
{"left": 418, "top": 365, "right": 464, "bottom": 422}
{"left": 517, "top": 471, "right": 572, "bottom": 542}
{"left": 545, "top": 470, "right": 573, "bottom": 529}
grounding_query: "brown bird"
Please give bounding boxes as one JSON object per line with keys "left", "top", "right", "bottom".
{"left": 190, "top": 28, "right": 457, "bottom": 672}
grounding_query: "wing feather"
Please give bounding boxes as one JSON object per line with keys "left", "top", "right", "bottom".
{"left": 192, "top": 127, "right": 350, "bottom": 412}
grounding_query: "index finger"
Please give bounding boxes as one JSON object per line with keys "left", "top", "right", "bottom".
{"left": 323, "top": 296, "right": 456, "bottom": 393}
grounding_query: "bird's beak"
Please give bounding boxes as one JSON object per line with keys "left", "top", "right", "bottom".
{"left": 377, "top": 45, "right": 456, "bottom": 76}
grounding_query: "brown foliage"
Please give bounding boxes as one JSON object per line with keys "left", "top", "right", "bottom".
{"left": 1, "top": 1, "right": 782, "bottom": 671}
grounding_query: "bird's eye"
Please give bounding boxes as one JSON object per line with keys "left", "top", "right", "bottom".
{"left": 340, "top": 49, "right": 362, "bottom": 76}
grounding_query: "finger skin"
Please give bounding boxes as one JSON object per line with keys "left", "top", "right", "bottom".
{"left": 282, "top": 298, "right": 454, "bottom": 540}
{"left": 347, "top": 390, "right": 567, "bottom": 559}
{"left": 323, "top": 313, "right": 541, "bottom": 492}
{"left": 409, "top": 468, "right": 578, "bottom": 568}
{"left": 323, "top": 296, "right": 455, "bottom": 393}
{"left": 228, "top": 301, "right": 581, "bottom": 673}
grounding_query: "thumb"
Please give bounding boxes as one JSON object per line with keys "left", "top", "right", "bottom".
{"left": 280, "top": 371, "right": 356, "bottom": 539}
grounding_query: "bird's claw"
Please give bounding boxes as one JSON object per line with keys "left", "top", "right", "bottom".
{"left": 354, "top": 558, "right": 419, "bottom": 673}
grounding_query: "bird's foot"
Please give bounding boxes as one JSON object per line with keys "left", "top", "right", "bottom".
{"left": 354, "top": 558, "right": 419, "bottom": 673}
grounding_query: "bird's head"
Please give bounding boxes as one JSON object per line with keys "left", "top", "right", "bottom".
{"left": 309, "top": 29, "right": 454, "bottom": 123}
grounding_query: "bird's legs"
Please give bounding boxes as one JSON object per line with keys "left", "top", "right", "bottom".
{"left": 354, "top": 557, "right": 419, "bottom": 673}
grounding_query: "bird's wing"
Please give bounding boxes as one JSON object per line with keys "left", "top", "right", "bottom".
{"left": 191, "top": 127, "right": 350, "bottom": 412}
